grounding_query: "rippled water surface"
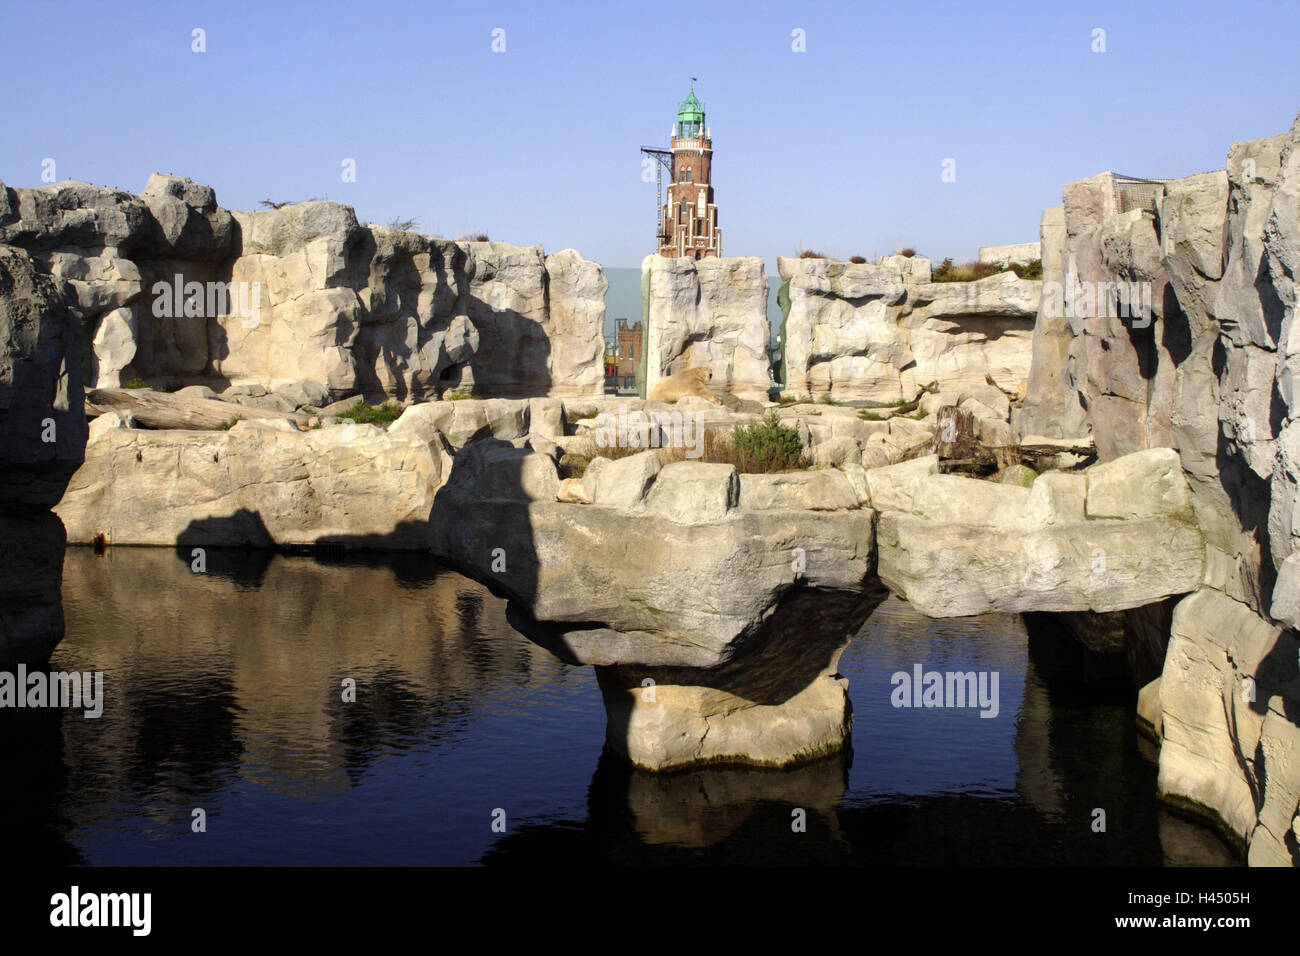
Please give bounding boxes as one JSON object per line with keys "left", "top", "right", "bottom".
{"left": 0, "top": 548, "right": 1238, "bottom": 866}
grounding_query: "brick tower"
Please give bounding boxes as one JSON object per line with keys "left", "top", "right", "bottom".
{"left": 659, "top": 84, "right": 721, "bottom": 259}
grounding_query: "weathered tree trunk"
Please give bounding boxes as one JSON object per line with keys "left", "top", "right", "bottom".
{"left": 85, "top": 388, "right": 310, "bottom": 430}
{"left": 930, "top": 405, "right": 978, "bottom": 460}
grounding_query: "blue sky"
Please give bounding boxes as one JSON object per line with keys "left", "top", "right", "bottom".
{"left": 4, "top": 0, "right": 1298, "bottom": 271}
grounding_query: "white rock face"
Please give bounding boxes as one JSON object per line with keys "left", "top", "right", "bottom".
{"left": 977, "top": 242, "right": 1041, "bottom": 265}
{"left": 1085, "top": 448, "right": 1192, "bottom": 519}
{"left": 55, "top": 417, "right": 447, "bottom": 549}
{"left": 0, "top": 178, "right": 606, "bottom": 400}
{"left": 875, "top": 450, "right": 1204, "bottom": 616}
{"left": 588, "top": 450, "right": 661, "bottom": 508}
{"left": 738, "top": 470, "right": 859, "bottom": 511}
{"left": 388, "top": 398, "right": 534, "bottom": 450}
{"left": 777, "top": 255, "right": 1040, "bottom": 402}
{"left": 1015, "top": 113, "right": 1300, "bottom": 862}
{"left": 1157, "top": 589, "right": 1299, "bottom": 866}
{"left": 642, "top": 255, "right": 771, "bottom": 402}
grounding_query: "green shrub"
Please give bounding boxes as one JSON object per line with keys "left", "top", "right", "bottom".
{"left": 215, "top": 416, "right": 240, "bottom": 431}
{"left": 728, "top": 413, "right": 807, "bottom": 473}
{"left": 338, "top": 402, "right": 402, "bottom": 425}
{"left": 443, "top": 391, "right": 473, "bottom": 401}
{"left": 1011, "top": 258, "right": 1043, "bottom": 280}
{"left": 124, "top": 376, "right": 150, "bottom": 389}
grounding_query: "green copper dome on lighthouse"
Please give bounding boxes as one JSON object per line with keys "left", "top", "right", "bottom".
{"left": 676, "top": 82, "right": 705, "bottom": 139}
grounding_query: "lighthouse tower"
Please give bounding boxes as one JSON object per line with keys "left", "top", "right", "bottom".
{"left": 660, "top": 84, "right": 721, "bottom": 259}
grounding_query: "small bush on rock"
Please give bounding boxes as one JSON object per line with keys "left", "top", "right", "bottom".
{"left": 728, "top": 413, "right": 808, "bottom": 473}
{"left": 931, "top": 258, "right": 1003, "bottom": 283}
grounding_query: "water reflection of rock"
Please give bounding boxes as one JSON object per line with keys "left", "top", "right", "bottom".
{"left": 614, "top": 753, "right": 849, "bottom": 849}
{"left": 53, "top": 548, "right": 557, "bottom": 808}
{"left": 1016, "top": 616, "right": 1239, "bottom": 866}
{"left": 0, "top": 513, "right": 68, "bottom": 667}
{"left": 482, "top": 750, "right": 854, "bottom": 865}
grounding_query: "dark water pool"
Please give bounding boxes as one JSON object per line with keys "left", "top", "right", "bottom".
{"left": 0, "top": 548, "right": 1237, "bottom": 866}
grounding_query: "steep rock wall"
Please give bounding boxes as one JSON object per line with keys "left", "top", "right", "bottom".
{"left": 777, "top": 254, "right": 1040, "bottom": 402}
{"left": 1019, "top": 113, "right": 1300, "bottom": 864}
{"left": 0, "top": 175, "right": 606, "bottom": 401}
{"left": 641, "top": 254, "right": 770, "bottom": 402}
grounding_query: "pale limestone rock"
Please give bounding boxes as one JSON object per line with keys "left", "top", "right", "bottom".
{"left": 556, "top": 477, "right": 593, "bottom": 504}
{"left": 863, "top": 455, "right": 939, "bottom": 513}
{"left": 644, "top": 461, "right": 738, "bottom": 524}
{"left": 874, "top": 450, "right": 1204, "bottom": 617}
{"left": 272, "top": 379, "right": 330, "bottom": 409}
{"left": 642, "top": 254, "right": 771, "bottom": 402}
{"left": 1158, "top": 589, "right": 1299, "bottom": 866}
{"left": 1270, "top": 552, "right": 1300, "bottom": 629}
{"left": 1, "top": 179, "right": 606, "bottom": 401}
{"left": 837, "top": 463, "right": 873, "bottom": 507}
{"left": 139, "top": 173, "right": 234, "bottom": 261}
{"left": 1085, "top": 447, "right": 1191, "bottom": 519}
{"left": 738, "top": 469, "right": 859, "bottom": 511}
{"left": 438, "top": 440, "right": 559, "bottom": 503}
{"left": 779, "top": 255, "right": 1039, "bottom": 402}
{"left": 174, "top": 385, "right": 218, "bottom": 402}
{"left": 589, "top": 450, "right": 661, "bottom": 508}
{"left": 55, "top": 419, "right": 445, "bottom": 548}
{"left": 387, "top": 398, "right": 530, "bottom": 450}
{"left": 811, "top": 435, "right": 859, "bottom": 468}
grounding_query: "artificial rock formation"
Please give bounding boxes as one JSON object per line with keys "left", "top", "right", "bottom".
{"left": 429, "top": 440, "right": 877, "bottom": 769}
{"left": 641, "top": 254, "right": 771, "bottom": 403}
{"left": 0, "top": 233, "right": 85, "bottom": 666}
{"left": 874, "top": 450, "right": 1204, "bottom": 617}
{"left": 0, "top": 175, "right": 606, "bottom": 401}
{"left": 53, "top": 396, "right": 571, "bottom": 548}
{"left": 1017, "top": 112, "right": 1300, "bottom": 864}
{"left": 778, "top": 254, "right": 1040, "bottom": 402}
{"left": 1154, "top": 589, "right": 1299, "bottom": 866}
{"left": 0, "top": 243, "right": 86, "bottom": 512}
{"left": 55, "top": 414, "right": 448, "bottom": 550}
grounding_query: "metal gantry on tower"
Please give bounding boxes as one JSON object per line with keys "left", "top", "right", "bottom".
{"left": 640, "top": 146, "right": 673, "bottom": 245}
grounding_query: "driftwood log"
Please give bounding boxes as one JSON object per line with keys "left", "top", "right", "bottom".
{"left": 859, "top": 381, "right": 940, "bottom": 413}
{"left": 922, "top": 413, "right": 1097, "bottom": 475}
{"left": 85, "top": 388, "right": 312, "bottom": 430}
